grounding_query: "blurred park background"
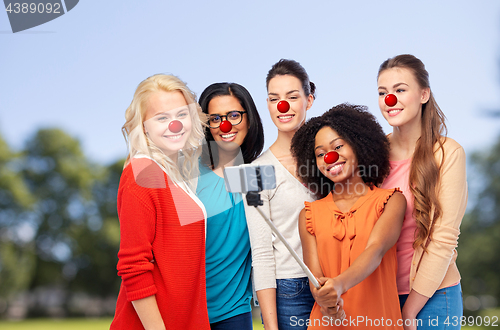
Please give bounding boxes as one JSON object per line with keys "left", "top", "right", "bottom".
{"left": 2, "top": 1, "right": 500, "bottom": 329}
{"left": 1, "top": 126, "right": 500, "bottom": 329}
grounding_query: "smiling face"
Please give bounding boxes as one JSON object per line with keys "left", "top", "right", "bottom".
{"left": 143, "top": 90, "right": 192, "bottom": 156}
{"left": 207, "top": 95, "right": 249, "bottom": 153}
{"left": 377, "top": 67, "right": 430, "bottom": 129}
{"left": 314, "top": 126, "right": 359, "bottom": 184}
{"left": 267, "top": 74, "right": 313, "bottom": 133}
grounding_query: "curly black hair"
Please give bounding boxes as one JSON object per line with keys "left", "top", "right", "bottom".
{"left": 291, "top": 103, "right": 390, "bottom": 199}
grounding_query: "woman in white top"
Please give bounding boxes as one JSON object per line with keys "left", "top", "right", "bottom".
{"left": 244, "top": 59, "right": 316, "bottom": 330}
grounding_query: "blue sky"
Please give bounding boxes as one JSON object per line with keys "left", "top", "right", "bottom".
{"left": 1, "top": 0, "right": 500, "bottom": 172}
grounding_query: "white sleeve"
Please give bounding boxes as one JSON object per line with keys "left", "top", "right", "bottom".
{"left": 243, "top": 187, "right": 277, "bottom": 291}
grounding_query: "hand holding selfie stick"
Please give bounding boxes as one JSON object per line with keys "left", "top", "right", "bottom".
{"left": 224, "top": 165, "right": 321, "bottom": 289}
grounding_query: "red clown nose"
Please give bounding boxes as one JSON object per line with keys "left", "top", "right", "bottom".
{"left": 219, "top": 120, "right": 232, "bottom": 133}
{"left": 385, "top": 94, "right": 398, "bottom": 107}
{"left": 277, "top": 100, "right": 290, "bottom": 113}
{"left": 168, "top": 120, "right": 183, "bottom": 133}
{"left": 324, "top": 151, "right": 339, "bottom": 164}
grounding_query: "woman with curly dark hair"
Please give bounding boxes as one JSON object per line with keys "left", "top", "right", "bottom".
{"left": 291, "top": 103, "right": 407, "bottom": 329}
{"left": 293, "top": 103, "right": 392, "bottom": 200}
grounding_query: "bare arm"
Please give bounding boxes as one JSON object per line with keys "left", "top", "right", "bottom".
{"left": 330, "top": 191, "right": 406, "bottom": 296}
{"left": 298, "top": 208, "right": 324, "bottom": 290}
{"left": 131, "top": 295, "right": 166, "bottom": 330}
{"left": 401, "top": 290, "right": 429, "bottom": 330}
{"left": 300, "top": 193, "right": 405, "bottom": 315}
{"left": 299, "top": 208, "right": 344, "bottom": 318}
{"left": 256, "top": 289, "right": 279, "bottom": 330}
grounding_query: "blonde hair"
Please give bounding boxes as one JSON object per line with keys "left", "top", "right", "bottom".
{"left": 122, "top": 74, "right": 206, "bottom": 185}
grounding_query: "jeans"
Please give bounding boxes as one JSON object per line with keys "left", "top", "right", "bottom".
{"left": 399, "top": 283, "right": 463, "bottom": 329}
{"left": 210, "top": 311, "right": 252, "bottom": 330}
{"left": 276, "top": 277, "right": 315, "bottom": 330}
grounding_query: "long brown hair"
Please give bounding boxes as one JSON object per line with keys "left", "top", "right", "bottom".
{"left": 378, "top": 54, "right": 448, "bottom": 251}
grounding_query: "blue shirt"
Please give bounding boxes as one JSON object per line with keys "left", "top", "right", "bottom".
{"left": 196, "top": 165, "right": 252, "bottom": 323}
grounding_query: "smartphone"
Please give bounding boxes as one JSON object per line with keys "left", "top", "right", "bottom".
{"left": 223, "top": 164, "right": 276, "bottom": 193}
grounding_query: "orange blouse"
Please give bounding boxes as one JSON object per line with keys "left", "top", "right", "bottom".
{"left": 304, "top": 186, "right": 403, "bottom": 329}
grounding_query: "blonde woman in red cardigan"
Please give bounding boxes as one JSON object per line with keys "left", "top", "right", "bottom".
{"left": 110, "top": 74, "right": 210, "bottom": 330}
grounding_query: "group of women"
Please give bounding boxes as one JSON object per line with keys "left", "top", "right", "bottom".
{"left": 109, "top": 54, "right": 467, "bottom": 330}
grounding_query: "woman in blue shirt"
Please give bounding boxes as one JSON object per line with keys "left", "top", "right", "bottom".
{"left": 197, "top": 82, "right": 264, "bottom": 330}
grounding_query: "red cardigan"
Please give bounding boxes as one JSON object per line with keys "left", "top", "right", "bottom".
{"left": 110, "top": 158, "right": 210, "bottom": 330}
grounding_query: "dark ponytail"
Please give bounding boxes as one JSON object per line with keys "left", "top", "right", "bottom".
{"left": 266, "top": 59, "right": 316, "bottom": 99}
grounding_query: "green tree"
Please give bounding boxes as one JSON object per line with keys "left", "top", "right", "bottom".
{"left": 1, "top": 128, "right": 124, "bottom": 317}
{"left": 0, "top": 133, "right": 36, "bottom": 301}
{"left": 68, "top": 158, "right": 123, "bottom": 298}
{"left": 458, "top": 135, "right": 500, "bottom": 308}
{"left": 21, "top": 129, "right": 96, "bottom": 294}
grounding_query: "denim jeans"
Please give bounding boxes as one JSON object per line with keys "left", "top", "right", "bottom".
{"left": 399, "top": 283, "right": 463, "bottom": 329}
{"left": 275, "top": 277, "right": 315, "bottom": 330}
{"left": 210, "top": 311, "right": 252, "bottom": 330}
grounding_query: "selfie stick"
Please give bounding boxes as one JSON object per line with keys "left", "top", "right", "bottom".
{"left": 246, "top": 191, "right": 321, "bottom": 289}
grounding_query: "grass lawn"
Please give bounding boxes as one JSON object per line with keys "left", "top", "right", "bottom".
{"left": 0, "top": 318, "right": 113, "bottom": 330}
{"left": 0, "top": 317, "right": 266, "bottom": 329}
{"left": 0, "top": 311, "right": 497, "bottom": 329}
